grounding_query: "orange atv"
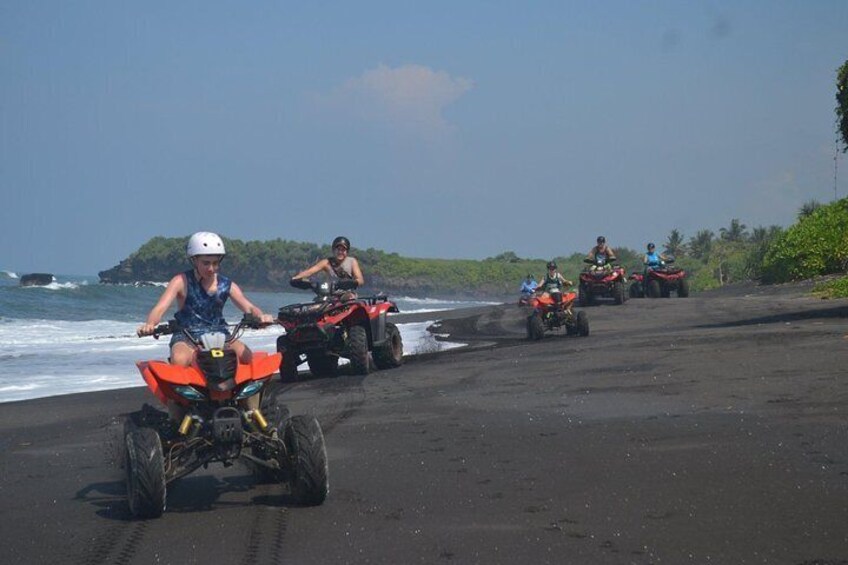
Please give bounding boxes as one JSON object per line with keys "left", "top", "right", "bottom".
{"left": 526, "top": 288, "right": 590, "bottom": 340}
{"left": 126, "top": 315, "right": 328, "bottom": 518}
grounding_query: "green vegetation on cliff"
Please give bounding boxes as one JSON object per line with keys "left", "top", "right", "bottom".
{"left": 100, "top": 199, "right": 848, "bottom": 298}
{"left": 99, "top": 238, "right": 639, "bottom": 298}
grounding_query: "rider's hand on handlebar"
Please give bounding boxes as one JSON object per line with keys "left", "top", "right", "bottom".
{"left": 137, "top": 323, "right": 156, "bottom": 337}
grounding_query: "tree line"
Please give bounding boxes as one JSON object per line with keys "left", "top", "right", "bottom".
{"left": 98, "top": 197, "right": 847, "bottom": 298}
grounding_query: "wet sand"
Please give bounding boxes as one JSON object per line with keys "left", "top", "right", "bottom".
{"left": 1, "top": 282, "right": 847, "bottom": 564}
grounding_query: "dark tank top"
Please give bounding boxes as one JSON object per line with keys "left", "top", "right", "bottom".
{"left": 174, "top": 270, "right": 232, "bottom": 335}
{"left": 327, "top": 256, "right": 355, "bottom": 279}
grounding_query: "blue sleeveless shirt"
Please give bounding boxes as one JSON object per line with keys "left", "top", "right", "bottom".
{"left": 645, "top": 252, "right": 662, "bottom": 267}
{"left": 174, "top": 270, "right": 232, "bottom": 335}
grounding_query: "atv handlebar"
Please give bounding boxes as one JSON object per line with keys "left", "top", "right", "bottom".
{"left": 289, "top": 278, "right": 359, "bottom": 293}
{"left": 152, "top": 320, "right": 179, "bottom": 338}
{"left": 148, "top": 315, "right": 272, "bottom": 340}
{"left": 290, "top": 278, "right": 313, "bottom": 290}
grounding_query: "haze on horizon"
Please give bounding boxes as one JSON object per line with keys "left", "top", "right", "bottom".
{"left": 2, "top": 1, "right": 847, "bottom": 275}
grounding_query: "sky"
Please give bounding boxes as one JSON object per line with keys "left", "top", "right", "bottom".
{"left": 2, "top": 1, "right": 847, "bottom": 275}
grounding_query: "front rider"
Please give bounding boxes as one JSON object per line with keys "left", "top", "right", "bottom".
{"left": 538, "top": 261, "right": 573, "bottom": 304}
{"left": 137, "top": 232, "right": 274, "bottom": 419}
{"left": 291, "top": 236, "right": 365, "bottom": 299}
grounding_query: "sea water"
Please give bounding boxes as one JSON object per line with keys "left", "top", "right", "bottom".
{"left": 0, "top": 273, "right": 496, "bottom": 403}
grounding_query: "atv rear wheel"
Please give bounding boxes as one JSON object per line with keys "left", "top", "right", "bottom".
{"left": 647, "top": 279, "right": 661, "bottom": 299}
{"left": 346, "top": 325, "right": 370, "bottom": 375}
{"left": 527, "top": 313, "right": 544, "bottom": 340}
{"left": 286, "top": 415, "right": 329, "bottom": 506}
{"left": 678, "top": 277, "right": 690, "bottom": 298}
{"left": 306, "top": 352, "right": 338, "bottom": 378}
{"left": 125, "top": 425, "right": 166, "bottom": 519}
{"left": 372, "top": 322, "right": 403, "bottom": 369}
{"left": 576, "top": 311, "right": 590, "bottom": 336}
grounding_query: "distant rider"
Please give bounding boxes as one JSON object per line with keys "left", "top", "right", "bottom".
{"left": 291, "top": 236, "right": 365, "bottom": 299}
{"left": 520, "top": 274, "right": 538, "bottom": 297}
{"left": 136, "top": 232, "right": 274, "bottom": 418}
{"left": 642, "top": 242, "right": 667, "bottom": 274}
{"left": 586, "top": 235, "right": 617, "bottom": 264}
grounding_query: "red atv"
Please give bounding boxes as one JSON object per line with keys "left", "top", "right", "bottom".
{"left": 126, "top": 315, "right": 328, "bottom": 518}
{"left": 276, "top": 279, "right": 404, "bottom": 380}
{"left": 578, "top": 255, "right": 627, "bottom": 306}
{"left": 628, "top": 272, "right": 646, "bottom": 298}
{"left": 640, "top": 258, "right": 689, "bottom": 298}
{"left": 526, "top": 288, "right": 589, "bottom": 340}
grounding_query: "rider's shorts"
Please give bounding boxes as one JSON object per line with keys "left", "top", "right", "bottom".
{"left": 169, "top": 329, "right": 232, "bottom": 349}
{"left": 169, "top": 332, "right": 194, "bottom": 349}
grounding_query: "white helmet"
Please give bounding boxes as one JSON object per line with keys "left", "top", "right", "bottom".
{"left": 186, "top": 232, "right": 226, "bottom": 258}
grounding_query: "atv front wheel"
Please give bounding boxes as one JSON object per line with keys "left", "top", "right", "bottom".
{"left": 576, "top": 311, "right": 590, "bottom": 336}
{"left": 612, "top": 281, "right": 625, "bottom": 305}
{"left": 647, "top": 279, "right": 661, "bottom": 299}
{"left": 276, "top": 335, "right": 300, "bottom": 382}
{"left": 346, "top": 325, "right": 370, "bottom": 375}
{"left": 250, "top": 397, "right": 292, "bottom": 483}
{"left": 578, "top": 285, "right": 591, "bottom": 307}
{"left": 306, "top": 352, "right": 338, "bottom": 378}
{"left": 527, "top": 313, "right": 544, "bottom": 340}
{"left": 286, "top": 415, "right": 329, "bottom": 506}
{"left": 372, "top": 322, "right": 403, "bottom": 369}
{"left": 125, "top": 425, "right": 166, "bottom": 519}
{"left": 629, "top": 283, "right": 643, "bottom": 298}
{"left": 678, "top": 277, "right": 690, "bottom": 298}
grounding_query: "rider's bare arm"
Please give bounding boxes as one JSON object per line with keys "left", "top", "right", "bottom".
{"left": 137, "top": 274, "right": 186, "bottom": 336}
{"left": 293, "top": 259, "right": 330, "bottom": 280}
{"left": 230, "top": 283, "right": 273, "bottom": 324}
{"left": 349, "top": 257, "right": 365, "bottom": 286}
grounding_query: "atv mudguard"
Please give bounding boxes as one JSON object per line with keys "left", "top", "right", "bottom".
{"left": 136, "top": 352, "right": 282, "bottom": 405}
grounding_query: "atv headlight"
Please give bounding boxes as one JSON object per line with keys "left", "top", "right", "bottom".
{"left": 174, "top": 385, "right": 206, "bottom": 401}
{"left": 235, "top": 380, "right": 266, "bottom": 400}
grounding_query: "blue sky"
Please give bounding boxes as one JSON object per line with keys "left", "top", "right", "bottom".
{"left": 2, "top": 1, "right": 847, "bottom": 275}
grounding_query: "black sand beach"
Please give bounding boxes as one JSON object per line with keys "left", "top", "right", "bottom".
{"left": 1, "top": 283, "right": 847, "bottom": 564}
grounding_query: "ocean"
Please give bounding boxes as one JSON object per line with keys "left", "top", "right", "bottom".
{"left": 0, "top": 272, "right": 495, "bottom": 404}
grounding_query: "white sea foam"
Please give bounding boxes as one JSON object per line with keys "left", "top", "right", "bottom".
{"left": 0, "top": 317, "right": 465, "bottom": 403}
{"left": 20, "top": 280, "right": 82, "bottom": 290}
{"left": 393, "top": 296, "right": 501, "bottom": 315}
{"left": 2, "top": 271, "right": 19, "bottom": 279}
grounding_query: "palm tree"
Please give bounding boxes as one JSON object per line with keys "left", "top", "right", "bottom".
{"left": 664, "top": 229, "right": 686, "bottom": 256}
{"left": 687, "top": 229, "right": 714, "bottom": 260}
{"left": 750, "top": 225, "right": 783, "bottom": 245}
{"left": 797, "top": 200, "right": 822, "bottom": 220}
{"left": 719, "top": 219, "right": 748, "bottom": 242}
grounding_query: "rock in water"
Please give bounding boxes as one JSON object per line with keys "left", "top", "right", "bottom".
{"left": 20, "top": 273, "right": 55, "bottom": 286}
